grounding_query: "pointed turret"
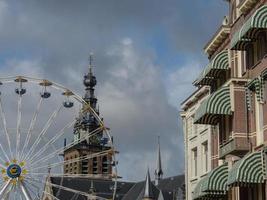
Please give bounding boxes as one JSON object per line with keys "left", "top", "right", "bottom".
{"left": 155, "top": 136, "right": 163, "bottom": 186}
{"left": 143, "top": 169, "right": 154, "bottom": 200}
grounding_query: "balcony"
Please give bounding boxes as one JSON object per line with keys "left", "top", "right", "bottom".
{"left": 238, "top": 0, "right": 258, "bottom": 15}
{"left": 204, "top": 25, "right": 230, "bottom": 58}
{"left": 219, "top": 136, "right": 250, "bottom": 158}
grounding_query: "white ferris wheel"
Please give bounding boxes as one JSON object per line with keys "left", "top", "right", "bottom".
{"left": 0, "top": 75, "right": 118, "bottom": 200}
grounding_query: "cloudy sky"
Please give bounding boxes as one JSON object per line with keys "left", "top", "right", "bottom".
{"left": 0, "top": 0, "right": 228, "bottom": 181}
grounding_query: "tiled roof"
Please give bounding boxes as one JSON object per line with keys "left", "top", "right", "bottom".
{"left": 50, "top": 177, "right": 135, "bottom": 200}
{"left": 49, "top": 174, "right": 185, "bottom": 200}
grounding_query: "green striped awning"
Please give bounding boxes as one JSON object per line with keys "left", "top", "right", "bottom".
{"left": 231, "top": 5, "right": 267, "bottom": 50}
{"left": 262, "top": 69, "right": 267, "bottom": 80}
{"left": 192, "top": 176, "right": 208, "bottom": 200}
{"left": 194, "top": 86, "right": 232, "bottom": 125}
{"left": 227, "top": 152, "right": 264, "bottom": 186}
{"left": 201, "top": 164, "right": 228, "bottom": 195}
{"left": 194, "top": 50, "right": 229, "bottom": 86}
{"left": 231, "top": 31, "right": 252, "bottom": 50}
{"left": 247, "top": 77, "right": 262, "bottom": 101}
{"left": 193, "top": 165, "right": 228, "bottom": 199}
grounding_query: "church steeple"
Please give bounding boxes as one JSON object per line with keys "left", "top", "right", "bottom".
{"left": 155, "top": 136, "right": 163, "bottom": 186}
{"left": 143, "top": 169, "right": 154, "bottom": 200}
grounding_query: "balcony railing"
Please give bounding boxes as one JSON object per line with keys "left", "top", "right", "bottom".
{"left": 219, "top": 136, "right": 250, "bottom": 158}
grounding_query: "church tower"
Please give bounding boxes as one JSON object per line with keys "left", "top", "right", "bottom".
{"left": 63, "top": 55, "right": 114, "bottom": 179}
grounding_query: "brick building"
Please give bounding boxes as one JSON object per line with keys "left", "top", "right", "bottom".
{"left": 181, "top": 0, "right": 267, "bottom": 199}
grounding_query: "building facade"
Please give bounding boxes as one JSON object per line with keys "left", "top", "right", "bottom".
{"left": 180, "top": 86, "right": 219, "bottom": 200}
{"left": 181, "top": 0, "right": 267, "bottom": 199}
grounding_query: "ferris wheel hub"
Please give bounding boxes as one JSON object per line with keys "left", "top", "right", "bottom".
{"left": 6, "top": 164, "right": 22, "bottom": 179}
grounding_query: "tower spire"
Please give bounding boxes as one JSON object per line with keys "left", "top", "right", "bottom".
{"left": 83, "top": 53, "right": 97, "bottom": 110}
{"left": 155, "top": 136, "right": 163, "bottom": 186}
{"left": 89, "top": 53, "right": 93, "bottom": 73}
{"left": 143, "top": 168, "right": 154, "bottom": 199}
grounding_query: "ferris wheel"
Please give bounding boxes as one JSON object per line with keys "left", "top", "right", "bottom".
{"left": 0, "top": 75, "right": 118, "bottom": 200}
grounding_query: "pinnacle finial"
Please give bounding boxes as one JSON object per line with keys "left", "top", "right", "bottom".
{"left": 89, "top": 53, "right": 94, "bottom": 72}
{"left": 155, "top": 136, "right": 163, "bottom": 185}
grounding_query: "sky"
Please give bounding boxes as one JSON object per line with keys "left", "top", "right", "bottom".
{"left": 0, "top": 0, "right": 228, "bottom": 181}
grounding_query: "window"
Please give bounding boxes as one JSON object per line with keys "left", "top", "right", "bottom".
{"left": 241, "top": 51, "right": 246, "bottom": 75}
{"left": 246, "top": 43, "right": 255, "bottom": 69}
{"left": 192, "top": 148, "right": 198, "bottom": 177}
{"left": 257, "top": 31, "right": 267, "bottom": 61}
{"left": 202, "top": 142, "right": 208, "bottom": 173}
{"left": 255, "top": 94, "right": 264, "bottom": 146}
{"left": 187, "top": 117, "right": 193, "bottom": 137}
{"left": 219, "top": 115, "right": 233, "bottom": 145}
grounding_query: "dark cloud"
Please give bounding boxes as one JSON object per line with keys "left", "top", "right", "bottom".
{"left": 0, "top": 0, "right": 228, "bottom": 181}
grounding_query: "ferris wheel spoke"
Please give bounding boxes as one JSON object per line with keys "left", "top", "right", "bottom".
{"left": 29, "top": 149, "right": 113, "bottom": 172}
{"left": 24, "top": 105, "right": 63, "bottom": 161}
{"left": 29, "top": 119, "right": 76, "bottom": 163}
{"left": 25, "top": 178, "right": 57, "bottom": 200}
{"left": 0, "top": 143, "right": 10, "bottom": 164}
{"left": 29, "top": 126, "right": 105, "bottom": 167}
{"left": 16, "top": 95, "right": 23, "bottom": 159}
{"left": 0, "top": 98, "right": 12, "bottom": 161}
{"left": 0, "top": 161, "right": 7, "bottom": 169}
{"left": 20, "top": 97, "right": 43, "bottom": 161}
{"left": 20, "top": 181, "right": 34, "bottom": 200}
{"left": 4, "top": 183, "right": 14, "bottom": 200}
{"left": 0, "top": 179, "right": 11, "bottom": 198}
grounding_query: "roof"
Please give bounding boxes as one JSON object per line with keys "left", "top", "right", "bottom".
{"left": 50, "top": 177, "right": 135, "bottom": 200}
{"left": 48, "top": 175, "right": 185, "bottom": 200}
{"left": 180, "top": 86, "right": 210, "bottom": 111}
{"left": 122, "top": 181, "right": 160, "bottom": 200}
{"left": 122, "top": 174, "right": 185, "bottom": 200}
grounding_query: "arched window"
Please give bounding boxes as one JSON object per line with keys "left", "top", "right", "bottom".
{"left": 257, "top": 31, "right": 267, "bottom": 61}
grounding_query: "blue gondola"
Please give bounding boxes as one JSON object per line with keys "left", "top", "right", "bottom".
{"left": 15, "top": 88, "right": 26, "bottom": 95}
{"left": 63, "top": 101, "right": 74, "bottom": 108}
{"left": 40, "top": 92, "right": 51, "bottom": 98}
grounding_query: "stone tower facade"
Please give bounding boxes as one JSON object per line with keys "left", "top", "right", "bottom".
{"left": 63, "top": 55, "right": 114, "bottom": 179}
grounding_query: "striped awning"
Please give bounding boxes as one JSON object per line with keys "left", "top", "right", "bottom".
{"left": 231, "top": 5, "right": 267, "bottom": 50}
{"left": 247, "top": 77, "right": 262, "bottom": 101}
{"left": 194, "top": 86, "right": 232, "bottom": 125}
{"left": 262, "top": 69, "right": 267, "bottom": 80}
{"left": 201, "top": 164, "right": 228, "bottom": 195}
{"left": 227, "top": 152, "right": 264, "bottom": 186}
{"left": 192, "top": 177, "right": 208, "bottom": 200}
{"left": 194, "top": 50, "right": 229, "bottom": 86}
{"left": 193, "top": 164, "right": 228, "bottom": 199}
